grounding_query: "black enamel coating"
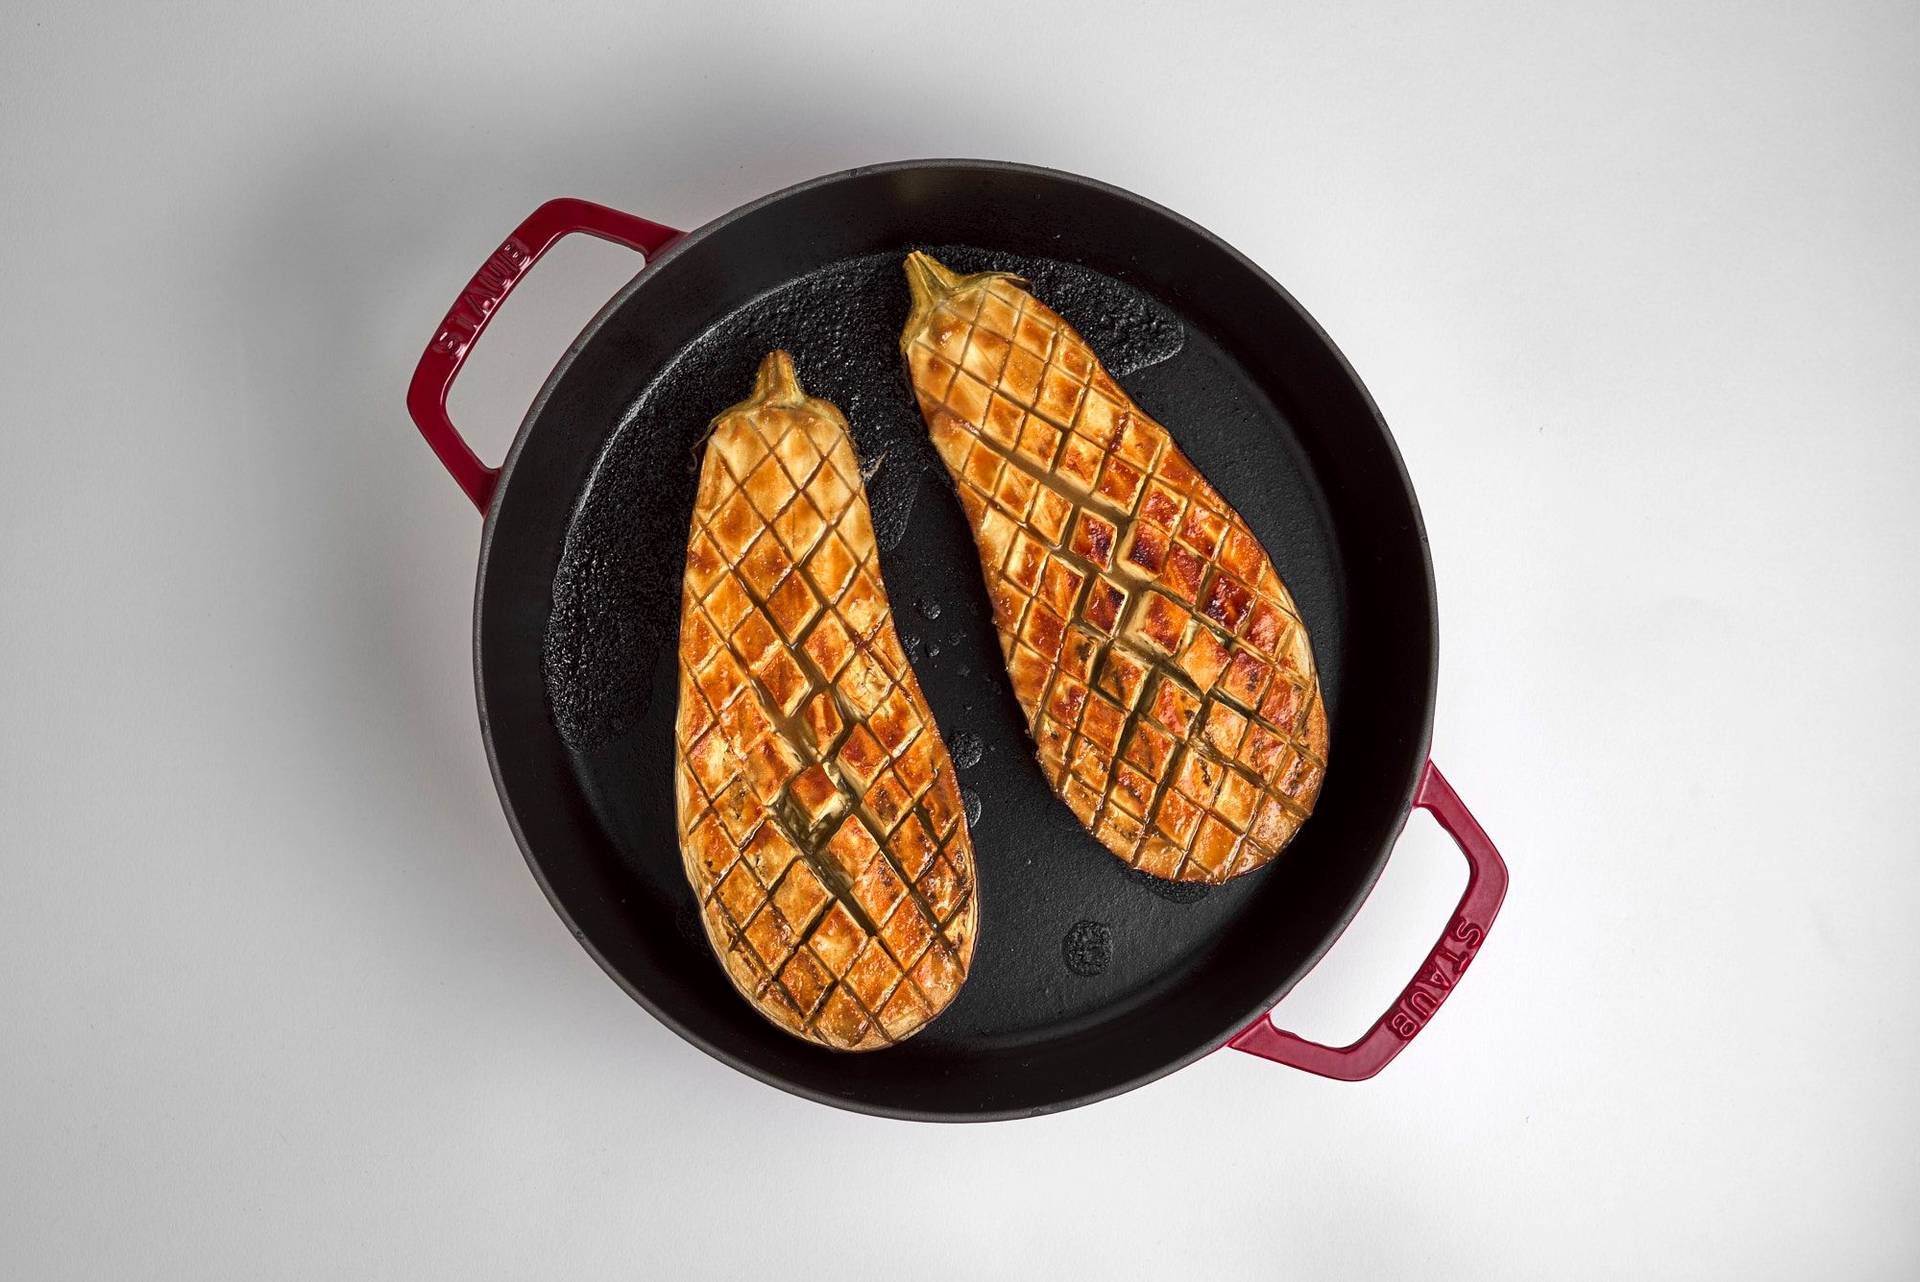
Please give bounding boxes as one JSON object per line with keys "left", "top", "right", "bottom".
{"left": 473, "top": 161, "right": 1436, "bottom": 1120}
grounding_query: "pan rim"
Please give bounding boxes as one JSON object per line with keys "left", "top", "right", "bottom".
{"left": 470, "top": 158, "right": 1437, "bottom": 1120}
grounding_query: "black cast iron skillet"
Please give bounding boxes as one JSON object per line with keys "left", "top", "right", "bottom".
{"left": 406, "top": 160, "right": 1508, "bottom": 1121}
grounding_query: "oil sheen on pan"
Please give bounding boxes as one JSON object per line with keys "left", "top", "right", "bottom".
{"left": 899, "top": 254, "right": 1328, "bottom": 884}
{"left": 675, "top": 351, "right": 980, "bottom": 1050}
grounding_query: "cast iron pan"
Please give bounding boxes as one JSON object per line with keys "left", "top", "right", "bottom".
{"left": 406, "top": 161, "right": 1508, "bottom": 1121}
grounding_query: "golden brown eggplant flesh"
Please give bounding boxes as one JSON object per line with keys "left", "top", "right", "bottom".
{"left": 675, "top": 351, "right": 979, "bottom": 1049}
{"left": 900, "top": 254, "right": 1327, "bottom": 883}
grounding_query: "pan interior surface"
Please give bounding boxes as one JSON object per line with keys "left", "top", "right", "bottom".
{"left": 476, "top": 164, "right": 1434, "bottom": 1118}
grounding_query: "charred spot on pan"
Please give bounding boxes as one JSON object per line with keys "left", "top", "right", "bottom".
{"left": 949, "top": 730, "right": 985, "bottom": 769}
{"left": 1061, "top": 919, "right": 1113, "bottom": 977}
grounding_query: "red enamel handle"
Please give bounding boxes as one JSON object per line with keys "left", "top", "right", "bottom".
{"left": 406, "top": 197, "right": 682, "bottom": 512}
{"left": 1229, "top": 761, "right": 1508, "bottom": 1080}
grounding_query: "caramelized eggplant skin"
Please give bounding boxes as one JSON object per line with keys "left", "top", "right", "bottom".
{"left": 901, "top": 255, "right": 1327, "bottom": 883}
{"left": 676, "top": 352, "right": 978, "bottom": 1050}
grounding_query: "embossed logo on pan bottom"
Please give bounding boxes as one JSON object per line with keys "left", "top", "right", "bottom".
{"left": 1061, "top": 920, "right": 1113, "bottom": 977}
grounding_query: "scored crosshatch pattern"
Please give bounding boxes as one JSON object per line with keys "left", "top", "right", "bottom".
{"left": 675, "top": 351, "right": 978, "bottom": 1051}
{"left": 900, "top": 253, "right": 1329, "bottom": 884}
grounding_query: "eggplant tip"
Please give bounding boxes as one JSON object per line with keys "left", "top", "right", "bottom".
{"left": 903, "top": 251, "right": 964, "bottom": 308}
{"left": 900, "top": 252, "right": 1028, "bottom": 354}
{"left": 750, "top": 349, "right": 807, "bottom": 405}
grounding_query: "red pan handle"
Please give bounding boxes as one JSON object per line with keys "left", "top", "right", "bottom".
{"left": 406, "top": 198, "right": 682, "bottom": 513}
{"left": 1229, "top": 761, "right": 1508, "bottom": 1080}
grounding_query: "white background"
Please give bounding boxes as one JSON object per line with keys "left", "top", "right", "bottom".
{"left": 4, "top": 1, "right": 1916, "bottom": 1277}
